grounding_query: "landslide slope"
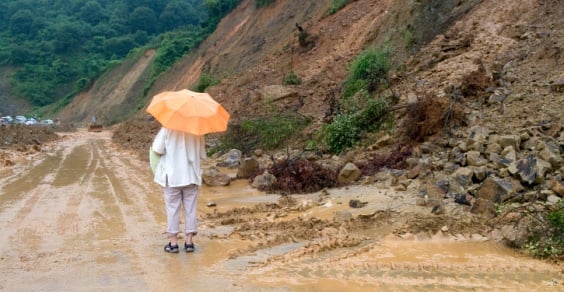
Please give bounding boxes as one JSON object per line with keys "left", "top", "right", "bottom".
{"left": 61, "top": 0, "right": 562, "bottom": 159}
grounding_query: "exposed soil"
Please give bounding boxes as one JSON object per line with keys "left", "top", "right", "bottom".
{"left": 0, "top": 130, "right": 561, "bottom": 290}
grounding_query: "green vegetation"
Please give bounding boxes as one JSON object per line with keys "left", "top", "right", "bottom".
{"left": 0, "top": 0, "right": 240, "bottom": 113}
{"left": 327, "top": 0, "right": 353, "bottom": 15}
{"left": 255, "top": 0, "right": 275, "bottom": 8}
{"left": 192, "top": 73, "right": 220, "bottom": 92}
{"left": 402, "top": 26, "right": 416, "bottom": 49}
{"left": 215, "top": 111, "right": 310, "bottom": 155}
{"left": 283, "top": 71, "right": 301, "bottom": 85}
{"left": 322, "top": 114, "right": 359, "bottom": 154}
{"left": 526, "top": 201, "right": 564, "bottom": 260}
{"left": 321, "top": 47, "right": 393, "bottom": 154}
{"left": 344, "top": 47, "right": 391, "bottom": 98}
{"left": 240, "top": 113, "right": 310, "bottom": 150}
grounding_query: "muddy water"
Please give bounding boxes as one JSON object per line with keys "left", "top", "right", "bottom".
{"left": 0, "top": 129, "right": 561, "bottom": 291}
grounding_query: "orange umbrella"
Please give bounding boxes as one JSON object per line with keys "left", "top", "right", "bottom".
{"left": 146, "top": 89, "right": 230, "bottom": 135}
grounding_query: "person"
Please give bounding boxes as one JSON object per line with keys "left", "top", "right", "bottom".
{"left": 152, "top": 127, "right": 206, "bottom": 253}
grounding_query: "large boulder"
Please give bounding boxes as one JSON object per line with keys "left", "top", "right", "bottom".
{"left": 251, "top": 170, "right": 277, "bottom": 190}
{"left": 237, "top": 157, "right": 260, "bottom": 179}
{"left": 203, "top": 167, "right": 231, "bottom": 186}
{"left": 476, "top": 176, "right": 523, "bottom": 203}
{"left": 508, "top": 154, "right": 551, "bottom": 185}
{"left": 338, "top": 162, "right": 361, "bottom": 185}
{"left": 217, "top": 149, "right": 243, "bottom": 168}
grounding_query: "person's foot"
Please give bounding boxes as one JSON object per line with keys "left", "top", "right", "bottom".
{"left": 164, "top": 242, "right": 179, "bottom": 253}
{"left": 184, "top": 242, "right": 195, "bottom": 253}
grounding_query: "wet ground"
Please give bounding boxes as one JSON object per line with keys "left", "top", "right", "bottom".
{"left": 0, "top": 129, "right": 562, "bottom": 291}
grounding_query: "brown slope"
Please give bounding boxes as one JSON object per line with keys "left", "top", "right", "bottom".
{"left": 57, "top": 50, "right": 156, "bottom": 126}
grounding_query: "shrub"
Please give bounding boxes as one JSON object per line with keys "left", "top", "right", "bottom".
{"left": 348, "top": 47, "right": 391, "bottom": 92}
{"left": 322, "top": 114, "right": 359, "bottom": 154}
{"left": 327, "top": 0, "right": 353, "bottom": 15}
{"left": 283, "top": 71, "right": 301, "bottom": 85}
{"left": 239, "top": 113, "right": 310, "bottom": 150}
{"left": 525, "top": 201, "right": 563, "bottom": 260}
{"left": 192, "top": 73, "right": 219, "bottom": 92}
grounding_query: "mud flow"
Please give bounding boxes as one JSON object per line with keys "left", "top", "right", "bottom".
{"left": 0, "top": 130, "right": 561, "bottom": 291}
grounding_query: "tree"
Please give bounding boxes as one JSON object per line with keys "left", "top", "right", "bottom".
{"left": 79, "top": 1, "right": 105, "bottom": 25}
{"left": 160, "top": 1, "right": 202, "bottom": 31}
{"left": 9, "top": 9, "right": 34, "bottom": 35}
{"left": 129, "top": 6, "right": 158, "bottom": 34}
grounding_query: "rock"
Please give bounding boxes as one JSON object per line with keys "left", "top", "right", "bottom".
{"left": 237, "top": 157, "right": 260, "bottom": 179}
{"left": 508, "top": 154, "right": 551, "bottom": 185}
{"left": 257, "top": 85, "right": 298, "bottom": 102}
{"left": 203, "top": 167, "right": 231, "bottom": 186}
{"left": 431, "top": 202, "right": 445, "bottom": 215}
{"left": 425, "top": 179, "right": 449, "bottom": 200}
{"left": 216, "top": 149, "right": 243, "bottom": 168}
{"left": 466, "top": 151, "right": 487, "bottom": 166}
{"left": 547, "top": 194, "right": 561, "bottom": 205}
{"left": 419, "top": 143, "right": 438, "bottom": 154}
{"left": 467, "top": 126, "right": 490, "bottom": 152}
{"left": 521, "top": 136, "right": 539, "bottom": 151}
{"left": 485, "top": 142, "right": 502, "bottom": 156}
{"left": 547, "top": 179, "right": 564, "bottom": 197}
{"left": 476, "top": 176, "right": 523, "bottom": 203}
{"left": 453, "top": 193, "right": 472, "bottom": 206}
{"left": 470, "top": 198, "right": 496, "bottom": 218}
{"left": 251, "top": 170, "right": 277, "bottom": 190}
{"left": 374, "top": 134, "right": 393, "bottom": 148}
{"left": 338, "top": 162, "right": 361, "bottom": 184}
{"left": 452, "top": 167, "right": 474, "bottom": 187}
{"left": 549, "top": 78, "right": 564, "bottom": 92}
{"left": 498, "top": 135, "right": 521, "bottom": 151}
{"left": 406, "top": 163, "right": 427, "bottom": 179}
{"left": 472, "top": 166, "right": 488, "bottom": 182}
{"left": 501, "top": 224, "right": 528, "bottom": 247}
{"left": 489, "top": 153, "right": 512, "bottom": 169}
{"left": 501, "top": 146, "right": 517, "bottom": 162}
{"left": 538, "top": 141, "right": 563, "bottom": 168}
{"left": 349, "top": 199, "right": 367, "bottom": 208}
{"left": 206, "top": 201, "right": 217, "bottom": 207}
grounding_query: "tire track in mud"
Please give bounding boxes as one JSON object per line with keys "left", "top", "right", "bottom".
{"left": 0, "top": 131, "right": 155, "bottom": 290}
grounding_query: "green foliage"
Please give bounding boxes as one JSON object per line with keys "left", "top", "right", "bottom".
{"left": 283, "top": 71, "right": 301, "bottom": 85}
{"left": 240, "top": 113, "right": 310, "bottom": 150}
{"left": 402, "top": 27, "right": 416, "bottom": 49}
{"left": 151, "top": 28, "right": 207, "bottom": 79}
{"left": 192, "top": 73, "right": 219, "bottom": 92}
{"left": 344, "top": 47, "right": 391, "bottom": 97}
{"left": 549, "top": 206, "right": 564, "bottom": 231}
{"left": 0, "top": 0, "right": 236, "bottom": 112}
{"left": 327, "top": 0, "right": 352, "bottom": 15}
{"left": 323, "top": 90, "right": 391, "bottom": 154}
{"left": 525, "top": 201, "right": 563, "bottom": 260}
{"left": 322, "top": 114, "right": 359, "bottom": 154}
{"left": 255, "top": 0, "right": 275, "bottom": 8}
{"left": 213, "top": 112, "right": 310, "bottom": 155}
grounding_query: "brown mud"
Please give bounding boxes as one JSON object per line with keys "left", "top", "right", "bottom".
{"left": 0, "top": 129, "right": 561, "bottom": 291}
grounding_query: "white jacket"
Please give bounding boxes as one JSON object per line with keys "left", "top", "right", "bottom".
{"left": 152, "top": 128, "right": 206, "bottom": 187}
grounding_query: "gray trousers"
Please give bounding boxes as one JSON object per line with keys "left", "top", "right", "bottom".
{"left": 164, "top": 184, "right": 198, "bottom": 237}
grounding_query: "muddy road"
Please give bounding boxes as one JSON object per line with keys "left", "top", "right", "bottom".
{"left": 0, "top": 130, "right": 562, "bottom": 291}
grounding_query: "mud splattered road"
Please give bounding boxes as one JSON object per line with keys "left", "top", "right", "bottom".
{"left": 0, "top": 130, "right": 561, "bottom": 291}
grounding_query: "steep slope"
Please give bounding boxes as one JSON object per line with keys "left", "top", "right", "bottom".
{"left": 56, "top": 50, "right": 156, "bottom": 126}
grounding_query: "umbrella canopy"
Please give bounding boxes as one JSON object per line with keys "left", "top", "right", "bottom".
{"left": 146, "top": 89, "right": 230, "bottom": 135}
